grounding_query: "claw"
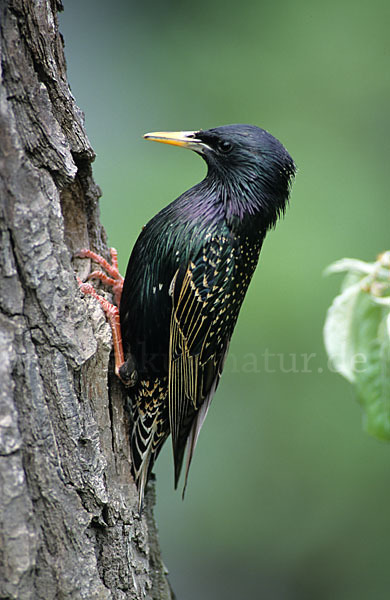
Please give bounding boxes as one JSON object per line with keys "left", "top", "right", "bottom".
{"left": 76, "top": 249, "right": 131, "bottom": 384}
{"left": 75, "top": 248, "right": 124, "bottom": 306}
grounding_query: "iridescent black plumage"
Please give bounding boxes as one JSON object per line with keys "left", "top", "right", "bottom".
{"left": 119, "top": 124, "right": 296, "bottom": 504}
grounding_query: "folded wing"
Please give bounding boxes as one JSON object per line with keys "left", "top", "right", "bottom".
{"left": 168, "top": 233, "right": 237, "bottom": 491}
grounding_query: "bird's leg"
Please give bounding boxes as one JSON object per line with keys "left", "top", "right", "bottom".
{"left": 76, "top": 248, "right": 137, "bottom": 387}
{"left": 76, "top": 247, "right": 124, "bottom": 307}
{"left": 77, "top": 276, "right": 125, "bottom": 377}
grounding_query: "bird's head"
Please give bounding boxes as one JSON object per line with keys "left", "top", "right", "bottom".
{"left": 144, "top": 124, "right": 296, "bottom": 229}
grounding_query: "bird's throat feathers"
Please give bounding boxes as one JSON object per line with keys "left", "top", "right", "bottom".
{"left": 182, "top": 162, "right": 294, "bottom": 234}
{"left": 215, "top": 168, "right": 291, "bottom": 231}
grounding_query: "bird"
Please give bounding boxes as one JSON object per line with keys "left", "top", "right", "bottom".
{"left": 78, "top": 124, "right": 296, "bottom": 509}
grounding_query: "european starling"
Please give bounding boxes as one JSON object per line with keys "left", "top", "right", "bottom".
{"left": 78, "top": 124, "right": 296, "bottom": 507}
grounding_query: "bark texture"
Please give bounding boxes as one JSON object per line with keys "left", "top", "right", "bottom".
{"left": 0, "top": 1, "right": 172, "bottom": 598}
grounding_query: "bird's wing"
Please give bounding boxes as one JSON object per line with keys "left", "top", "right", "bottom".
{"left": 168, "top": 233, "right": 237, "bottom": 489}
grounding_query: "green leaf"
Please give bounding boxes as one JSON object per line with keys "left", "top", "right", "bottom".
{"left": 324, "top": 258, "right": 375, "bottom": 277}
{"left": 352, "top": 293, "right": 390, "bottom": 440}
{"left": 324, "top": 252, "right": 390, "bottom": 441}
{"left": 323, "top": 282, "right": 362, "bottom": 382}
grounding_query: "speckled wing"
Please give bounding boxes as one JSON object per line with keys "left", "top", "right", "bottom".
{"left": 168, "top": 233, "right": 238, "bottom": 489}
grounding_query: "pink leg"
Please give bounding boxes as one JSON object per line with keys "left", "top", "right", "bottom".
{"left": 75, "top": 248, "right": 124, "bottom": 307}
{"left": 109, "top": 247, "right": 119, "bottom": 271}
{"left": 77, "top": 278, "right": 125, "bottom": 378}
{"left": 76, "top": 248, "right": 136, "bottom": 385}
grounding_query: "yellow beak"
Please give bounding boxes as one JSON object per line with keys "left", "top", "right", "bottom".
{"left": 143, "top": 130, "right": 206, "bottom": 152}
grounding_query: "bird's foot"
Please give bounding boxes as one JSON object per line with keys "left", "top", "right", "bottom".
{"left": 76, "top": 276, "right": 125, "bottom": 378}
{"left": 75, "top": 247, "right": 124, "bottom": 307}
{"left": 76, "top": 248, "right": 136, "bottom": 387}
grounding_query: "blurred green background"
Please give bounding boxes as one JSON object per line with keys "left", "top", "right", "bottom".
{"left": 60, "top": 1, "right": 389, "bottom": 598}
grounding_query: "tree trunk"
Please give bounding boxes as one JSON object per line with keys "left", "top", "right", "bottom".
{"left": 0, "top": 1, "right": 173, "bottom": 598}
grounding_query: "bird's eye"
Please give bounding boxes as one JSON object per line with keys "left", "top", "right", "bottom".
{"left": 218, "top": 140, "right": 233, "bottom": 153}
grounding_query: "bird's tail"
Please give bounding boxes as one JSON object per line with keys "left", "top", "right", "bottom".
{"left": 129, "top": 378, "right": 169, "bottom": 511}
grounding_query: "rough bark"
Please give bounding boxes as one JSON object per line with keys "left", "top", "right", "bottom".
{"left": 0, "top": 1, "right": 173, "bottom": 598}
